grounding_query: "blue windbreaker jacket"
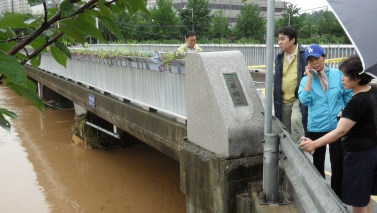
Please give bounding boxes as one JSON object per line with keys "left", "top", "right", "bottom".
{"left": 298, "top": 65, "right": 353, "bottom": 132}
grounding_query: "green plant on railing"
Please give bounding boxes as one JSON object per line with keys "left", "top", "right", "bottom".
{"left": 58, "top": 47, "right": 187, "bottom": 71}
{"left": 157, "top": 51, "right": 184, "bottom": 72}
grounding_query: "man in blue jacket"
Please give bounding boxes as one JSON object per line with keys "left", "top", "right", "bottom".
{"left": 274, "top": 26, "right": 307, "bottom": 143}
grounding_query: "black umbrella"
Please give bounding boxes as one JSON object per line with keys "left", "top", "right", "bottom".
{"left": 327, "top": 0, "right": 377, "bottom": 78}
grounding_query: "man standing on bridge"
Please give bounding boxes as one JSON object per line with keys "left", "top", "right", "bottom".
{"left": 273, "top": 26, "right": 307, "bottom": 143}
{"left": 177, "top": 32, "right": 202, "bottom": 53}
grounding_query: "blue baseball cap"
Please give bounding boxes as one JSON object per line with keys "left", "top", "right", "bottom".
{"left": 305, "top": 44, "right": 325, "bottom": 60}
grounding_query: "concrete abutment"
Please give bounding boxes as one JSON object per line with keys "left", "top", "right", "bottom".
{"left": 180, "top": 139, "right": 263, "bottom": 213}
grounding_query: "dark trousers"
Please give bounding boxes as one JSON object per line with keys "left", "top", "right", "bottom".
{"left": 309, "top": 132, "right": 344, "bottom": 199}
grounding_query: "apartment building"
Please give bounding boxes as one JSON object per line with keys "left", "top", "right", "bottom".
{"left": 0, "top": 0, "right": 31, "bottom": 15}
{"left": 149, "top": 0, "right": 286, "bottom": 24}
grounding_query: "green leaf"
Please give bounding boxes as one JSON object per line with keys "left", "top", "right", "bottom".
{"left": 126, "top": 0, "right": 147, "bottom": 15}
{"left": 78, "top": 13, "right": 95, "bottom": 26}
{"left": 97, "top": 0, "right": 107, "bottom": 4}
{"left": 24, "top": 17, "right": 36, "bottom": 25}
{"left": 47, "top": 8, "right": 58, "bottom": 19}
{"left": 58, "top": 26, "right": 85, "bottom": 45}
{"left": 97, "top": 16, "right": 123, "bottom": 40}
{"left": 0, "top": 108, "right": 18, "bottom": 120}
{"left": 15, "top": 52, "right": 28, "bottom": 62}
{"left": 98, "top": 5, "right": 111, "bottom": 18}
{"left": 0, "top": 113, "right": 11, "bottom": 132}
{"left": 28, "top": 0, "right": 45, "bottom": 7}
{"left": 0, "top": 51, "right": 26, "bottom": 86}
{"left": 30, "top": 36, "right": 46, "bottom": 50}
{"left": 0, "top": 30, "right": 7, "bottom": 42}
{"left": 50, "top": 45, "right": 67, "bottom": 68}
{"left": 0, "top": 41, "right": 29, "bottom": 61}
{"left": 0, "top": 42, "right": 14, "bottom": 52}
{"left": 6, "top": 27, "right": 17, "bottom": 39}
{"left": 0, "top": 13, "right": 28, "bottom": 28}
{"left": 26, "top": 78, "right": 37, "bottom": 92}
{"left": 54, "top": 41, "right": 71, "bottom": 59}
{"left": 26, "top": 15, "right": 43, "bottom": 28}
{"left": 60, "top": 19, "right": 105, "bottom": 42}
{"left": 60, "top": 1, "right": 79, "bottom": 18}
{"left": 83, "top": 9, "right": 102, "bottom": 17}
{"left": 6, "top": 81, "right": 44, "bottom": 112}
{"left": 63, "top": 34, "right": 76, "bottom": 44}
{"left": 109, "top": 4, "right": 123, "bottom": 14}
{"left": 30, "top": 53, "right": 41, "bottom": 68}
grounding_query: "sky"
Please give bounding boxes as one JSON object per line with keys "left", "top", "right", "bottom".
{"left": 284, "top": 0, "right": 330, "bottom": 13}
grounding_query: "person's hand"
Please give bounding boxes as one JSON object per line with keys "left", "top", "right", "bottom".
{"left": 305, "top": 66, "right": 314, "bottom": 79}
{"left": 298, "top": 137, "right": 316, "bottom": 153}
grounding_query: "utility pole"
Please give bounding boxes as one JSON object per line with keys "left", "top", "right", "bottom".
{"left": 190, "top": 8, "right": 193, "bottom": 32}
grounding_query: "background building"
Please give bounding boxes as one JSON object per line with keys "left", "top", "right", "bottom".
{"left": 0, "top": 0, "right": 31, "bottom": 15}
{"left": 149, "top": 0, "right": 286, "bottom": 25}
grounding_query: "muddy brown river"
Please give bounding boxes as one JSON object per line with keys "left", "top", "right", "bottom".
{"left": 0, "top": 87, "right": 185, "bottom": 213}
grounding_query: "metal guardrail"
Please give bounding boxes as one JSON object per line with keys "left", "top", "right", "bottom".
{"left": 82, "top": 44, "right": 357, "bottom": 69}
{"left": 272, "top": 116, "right": 349, "bottom": 213}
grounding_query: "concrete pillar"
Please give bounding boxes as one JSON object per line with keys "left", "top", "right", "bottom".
{"left": 183, "top": 51, "right": 265, "bottom": 212}
{"left": 180, "top": 140, "right": 262, "bottom": 213}
{"left": 74, "top": 103, "right": 87, "bottom": 115}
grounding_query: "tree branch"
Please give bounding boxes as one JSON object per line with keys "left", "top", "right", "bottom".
{"left": 7, "top": 36, "right": 27, "bottom": 42}
{"left": 8, "top": 0, "right": 101, "bottom": 56}
{"left": 20, "top": 32, "right": 64, "bottom": 65}
{"left": 43, "top": 2, "right": 48, "bottom": 23}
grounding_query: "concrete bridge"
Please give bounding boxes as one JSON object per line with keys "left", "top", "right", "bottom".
{"left": 25, "top": 49, "right": 350, "bottom": 213}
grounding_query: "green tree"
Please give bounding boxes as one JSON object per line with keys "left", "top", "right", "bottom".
{"left": 315, "top": 10, "right": 347, "bottom": 40}
{"left": 0, "top": 0, "right": 149, "bottom": 131}
{"left": 108, "top": 12, "right": 137, "bottom": 42}
{"left": 177, "top": 0, "right": 212, "bottom": 38}
{"left": 149, "top": 0, "right": 180, "bottom": 41}
{"left": 275, "top": 3, "right": 312, "bottom": 43}
{"left": 209, "top": 10, "right": 230, "bottom": 41}
{"left": 233, "top": 3, "right": 266, "bottom": 41}
{"left": 275, "top": 3, "right": 305, "bottom": 35}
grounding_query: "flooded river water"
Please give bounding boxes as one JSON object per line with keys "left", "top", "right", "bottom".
{"left": 0, "top": 87, "right": 185, "bottom": 213}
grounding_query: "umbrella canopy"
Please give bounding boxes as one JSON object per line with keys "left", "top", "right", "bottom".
{"left": 327, "top": 0, "right": 377, "bottom": 78}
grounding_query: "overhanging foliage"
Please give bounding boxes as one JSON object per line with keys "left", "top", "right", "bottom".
{"left": 0, "top": 0, "right": 149, "bottom": 131}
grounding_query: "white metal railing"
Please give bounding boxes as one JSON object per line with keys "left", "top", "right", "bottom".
{"left": 80, "top": 43, "right": 357, "bottom": 68}
{"left": 37, "top": 44, "right": 357, "bottom": 122}
{"left": 38, "top": 54, "right": 187, "bottom": 120}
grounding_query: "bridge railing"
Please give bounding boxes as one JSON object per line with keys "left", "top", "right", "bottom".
{"left": 80, "top": 43, "right": 357, "bottom": 68}
{"left": 38, "top": 54, "right": 187, "bottom": 121}
{"left": 272, "top": 117, "right": 349, "bottom": 213}
{"left": 37, "top": 44, "right": 357, "bottom": 123}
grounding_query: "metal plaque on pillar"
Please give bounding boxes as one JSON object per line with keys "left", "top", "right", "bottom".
{"left": 223, "top": 73, "right": 248, "bottom": 107}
